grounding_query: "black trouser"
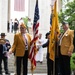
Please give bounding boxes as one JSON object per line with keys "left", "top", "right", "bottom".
{"left": 16, "top": 51, "right": 28, "bottom": 75}
{"left": 54, "top": 46, "right": 62, "bottom": 75}
{"left": 59, "top": 55, "right": 71, "bottom": 75}
{"left": 0, "top": 55, "right": 9, "bottom": 74}
{"left": 47, "top": 53, "right": 53, "bottom": 75}
{"left": 55, "top": 57, "right": 61, "bottom": 75}
{"left": 47, "top": 57, "right": 61, "bottom": 75}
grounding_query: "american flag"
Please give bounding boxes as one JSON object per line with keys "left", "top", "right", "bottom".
{"left": 29, "top": 0, "right": 39, "bottom": 71}
{"left": 14, "top": 0, "right": 25, "bottom": 11}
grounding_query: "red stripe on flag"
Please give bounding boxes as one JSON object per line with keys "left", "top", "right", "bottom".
{"left": 29, "top": 43, "right": 37, "bottom": 70}
{"left": 29, "top": 46, "right": 34, "bottom": 58}
{"left": 14, "top": 0, "right": 25, "bottom": 11}
{"left": 35, "top": 23, "right": 39, "bottom": 29}
{"left": 35, "top": 23, "right": 39, "bottom": 35}
{"left": 30, "top": 36, "right": 38, "bottom": 45}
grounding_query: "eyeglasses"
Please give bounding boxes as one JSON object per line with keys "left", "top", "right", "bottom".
{"left": 20, "top": 27, "right": 25, "bottom": 29}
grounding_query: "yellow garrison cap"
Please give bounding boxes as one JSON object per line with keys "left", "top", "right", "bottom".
{"left": 20, "top": 23, "right": 26, "bottom": 28}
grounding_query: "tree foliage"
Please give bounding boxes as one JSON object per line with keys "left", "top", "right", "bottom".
{"left": 59, "top": 0, "right": 75, "bottom": 30}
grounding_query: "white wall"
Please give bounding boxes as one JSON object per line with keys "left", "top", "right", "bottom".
{"left": 0, "top": 0, "right": 1, "bottom": 33}
{"left": 10, "top": 0, "right": 28, "bottom": 21}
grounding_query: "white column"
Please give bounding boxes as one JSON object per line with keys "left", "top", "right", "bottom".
{"left": 28, "top": 0, "right": 36, "bottom": 21}
{"left": 57, "top": 0, "right": 62, "bottom": 12}
{"left": 0, "top": 0, "right": 8, "bottom": 33}
{"left": 8, "top": 0, "right": 10, "bottom": 21}
{"left": 39, "top": 0, "right": 50, "bottom": 38}
{"left": 0, "top": 0, "right": 2, "bottom": 33}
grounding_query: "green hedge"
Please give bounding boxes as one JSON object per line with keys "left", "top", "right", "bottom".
{"left": 70, "top": 53, "right": 75, "bottom": 70}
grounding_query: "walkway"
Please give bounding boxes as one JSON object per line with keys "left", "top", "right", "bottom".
{"left": 3, "top": 73, "right": 47, "bottom": 75}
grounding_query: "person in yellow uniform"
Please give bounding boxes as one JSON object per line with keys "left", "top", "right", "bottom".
{"left": 59, "top": 22, "right": 74, "bottom": 75}
{"left": 9, "top": 23, "right": 31, "bottom": 75}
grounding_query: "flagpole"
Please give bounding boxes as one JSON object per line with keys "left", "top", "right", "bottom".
{"left": 31, "top": 66, "right": 34, "bottom": 75}
{"left": 29, "top": 0, "right": 39, "bottom": 74}
{"left": 32, "top": 0, "right": 38, "bottom": 75}
{"left": 50, "top": 4, "right": 55, "bottom": 75}
{"left": 32, "top": 71, "right": 33, "bottom": 75}
{"left": 50, "top": 0, "right": 60, "bottom": 75}
{"left": 53, "top": 28, "right": 55, "bottom": 75}
{"left": 53, "top": 1, "right": 58, "bottom": 75}
{"left": 50, "top": 1, "right": 56, "bottom": 75}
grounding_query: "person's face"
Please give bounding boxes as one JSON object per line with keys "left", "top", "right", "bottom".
{"left": 20, "top": 26, "right": 26, "bottom": 34}
{"left": 47, "top": 35, "right": 50, "bottom": 39}
{"left": 63, "top": 24, "right": 69, "bottom": 31}
{"left": 1, "top": 36, "right": 5, "bottom": 39}
{"left": 39, "top": 34, "right": 42, "bottom": 39}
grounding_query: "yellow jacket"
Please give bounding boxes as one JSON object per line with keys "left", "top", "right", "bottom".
{"left": 11, "top": 33, "right": 31, "bottom": 56}
{"left": 60, "top": 29, "right": 74, "bottom": 55}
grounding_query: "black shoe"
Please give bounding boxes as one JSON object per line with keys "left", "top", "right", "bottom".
{"left": 0, "top": 71, "right": 2, "bottom": 74}
{"left": 36, "top": 61, "right": 40, "bottom": 63}
{"left": 5, "top": 73, "right": 10, "bottom": 75}
{"left": 5, "top": 72, "right": 10, "bottom": 75}
{"left": 0, "top": 72, "right": 3, "bottom": 75}
{"left": 40, "top": 61, "right": 43, "bottom": 64}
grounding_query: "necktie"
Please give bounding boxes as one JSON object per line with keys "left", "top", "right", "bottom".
{"left": 23, "top": 34, "right": 28, "bottom": 50}
{"left": 59, "top": 33, "right": 64, "bottom": 46}
{"left": 24, "top": 35, "right": 28, "bottom": 45}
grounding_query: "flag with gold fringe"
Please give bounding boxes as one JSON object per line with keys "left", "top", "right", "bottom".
{"left": 49, "top": 0, "right": 60, "bottom": 61}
